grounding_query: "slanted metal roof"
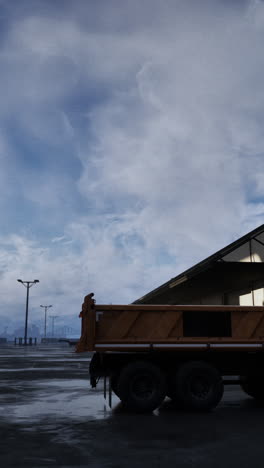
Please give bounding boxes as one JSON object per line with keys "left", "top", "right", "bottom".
{"left": 134, "top": 224, "right": 264, "bottom": 304}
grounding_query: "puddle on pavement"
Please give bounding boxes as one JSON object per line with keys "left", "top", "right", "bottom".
{"left": 35, "top": 379, "right": 90, "bottom": 388}
{"left": 0, "top": 378, "right": 119, "bottom": 424}
{"left": 0, "top": 367, "right": 74, "bottom": 372}
{"left": 0, "top": 357, "right": 90, "bottom": 361}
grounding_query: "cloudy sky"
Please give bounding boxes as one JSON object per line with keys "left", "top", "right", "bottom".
{"left": 1, "top": 0, "right": 264, "bottom": 335}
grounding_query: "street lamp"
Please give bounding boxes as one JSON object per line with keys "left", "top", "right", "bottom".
{"left": 40, "top": 305, "right": 52, "bottom": 338}
{"left": 17, "top": 279, "right": 39, "bottom": 345}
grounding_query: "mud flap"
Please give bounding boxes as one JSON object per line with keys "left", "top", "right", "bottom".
{"left": 103, "top": 374, "right": 112, "bottom": 408}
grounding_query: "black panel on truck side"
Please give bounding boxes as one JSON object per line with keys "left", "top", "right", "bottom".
{"left": 183, "top": 311, "right": 232, "bottom": 337}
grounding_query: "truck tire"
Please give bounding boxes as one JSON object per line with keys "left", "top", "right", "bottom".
{"left": 116, "top": 361, "right": 167, "bottom": 413}
{"left": 240, "top": 376, "right": 264, "bottom": 400}
{"left": 174, "top": 361, "right": 224, "bottom": 411}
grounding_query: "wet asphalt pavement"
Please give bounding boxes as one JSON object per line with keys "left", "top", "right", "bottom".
{"left": 1, "top": 344, "right": 264, "bottom": 467}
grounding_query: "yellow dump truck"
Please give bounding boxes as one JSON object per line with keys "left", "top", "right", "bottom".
{"left": 77, "top": 293, "right": 264, "bottom": 412}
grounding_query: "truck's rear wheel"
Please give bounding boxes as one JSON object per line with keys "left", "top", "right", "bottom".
{"left": 174, "top": 361, "right": 224, "bottom": 411}
{"left": 240, "top": 375, "right": 264, "bottom": 400}
{"left": 117, "top": 361, "right": 167, "bottom": 413}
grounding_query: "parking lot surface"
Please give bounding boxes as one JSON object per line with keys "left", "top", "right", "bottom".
{"left": 1, "top": 344, "right": 264, "bottom": 467}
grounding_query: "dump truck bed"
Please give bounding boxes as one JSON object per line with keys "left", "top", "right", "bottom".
{"left": 76, "top": 293, "right": 264, "bottom": 353}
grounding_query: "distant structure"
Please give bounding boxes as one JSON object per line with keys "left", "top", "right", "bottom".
{"left": 49, "top": 315, "right": 59, "bottom": 337}
{"left": 134, "top": 224, "right": 264, "bottom": 306}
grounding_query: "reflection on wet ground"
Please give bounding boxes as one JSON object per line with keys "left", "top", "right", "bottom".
{"left": 1, "top": 344, "right": 264, "bottom": 467}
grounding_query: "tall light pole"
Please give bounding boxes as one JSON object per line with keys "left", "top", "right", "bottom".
{"left": 40, "top": 305, "right": 52, "bottom": 338}
{"left": 17, "top": 279, "right": 39, "bottom": 345}
{"left": 49, "top": 315, "right": 58, "bottom": 337}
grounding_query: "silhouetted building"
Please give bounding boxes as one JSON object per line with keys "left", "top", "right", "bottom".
{"left": 134, "top": 224, "right": 264, "bottom": 306}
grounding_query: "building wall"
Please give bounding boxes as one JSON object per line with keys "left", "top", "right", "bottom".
{"left": 176, "top": 237, "right": 264, "bottom": 306}
{"left": 223, "top": 235, "right": 264, "bottom": 263}
{"left": 239, "top": 287, "right": 263, "bottom": 306}
{"left": 178, "top": 286, "right": 263, "bottom": 306}
{"left": 200, "top": 294, "right": 224, "bottom": 305}
{"left": 138, "top": 229, "right": 264, "bottom": 306}
{"left": 219, "top": 236, "right": 264, "bottom": 305}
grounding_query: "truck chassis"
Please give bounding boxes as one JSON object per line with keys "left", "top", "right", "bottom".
{"left": 77, "top": 293, "right": 264, "bottom": 412}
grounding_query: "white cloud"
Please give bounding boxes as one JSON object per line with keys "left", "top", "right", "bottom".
{"left": 1, "top": 1, "right": 264, "bottom": 330}
{"left": 77, "top": 0, "right": 264, "bottom": 252}
{"left": 51, "top": 236, "right": 67, "bottom": 243}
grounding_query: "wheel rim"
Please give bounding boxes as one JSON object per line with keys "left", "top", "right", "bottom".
{"left": 189, "top": 373, "right": 212, "bottom": 400}
{"left": 130, "top": 373, "right": 156, "bottom": 400}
